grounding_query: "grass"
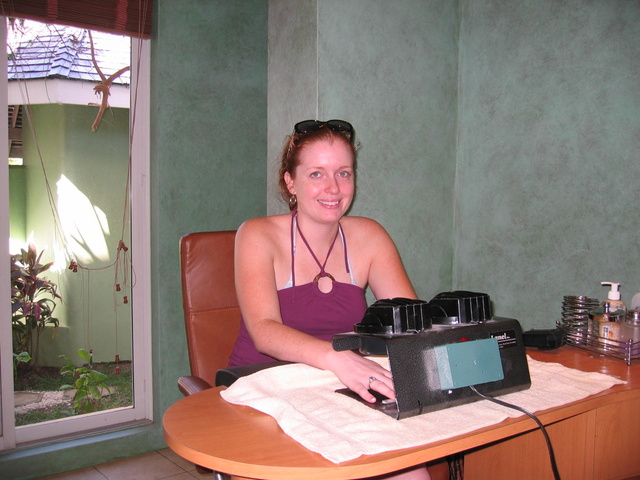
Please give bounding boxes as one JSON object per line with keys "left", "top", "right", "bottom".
{"left": 15, "top": 361, "right": 133, "bottom": 426}
{"left": 17, "top": 404, "right": 76, "bottom": 425}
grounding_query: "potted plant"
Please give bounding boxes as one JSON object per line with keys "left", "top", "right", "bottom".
{"left": 10, "top": 244, "right": 62, "bottom": 369}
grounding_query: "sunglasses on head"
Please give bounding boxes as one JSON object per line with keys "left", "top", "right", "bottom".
{"left": 294, "top": 119, "right": 354, "bottom": 135}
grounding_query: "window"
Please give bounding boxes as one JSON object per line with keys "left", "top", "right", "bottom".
{"left": 0, "top": 17, "right": 151, "bottom": 449}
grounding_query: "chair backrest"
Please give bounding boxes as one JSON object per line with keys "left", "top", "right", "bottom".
{"left": 180, "top": 231, "right": 240, "bottom": 389}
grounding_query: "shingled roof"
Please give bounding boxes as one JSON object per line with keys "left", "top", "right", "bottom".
{"left": 8, "top": 22, "right": 130, "bottom": 85}
{"left": 7, "top": 21, "right": 132, "bottom": 158}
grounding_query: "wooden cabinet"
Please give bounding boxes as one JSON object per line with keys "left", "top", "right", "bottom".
{"left": 593, "top": 398, "right": 640, "bottom": 480}
{"left": 465, "top": 392, "right": 640, "bottom": 479}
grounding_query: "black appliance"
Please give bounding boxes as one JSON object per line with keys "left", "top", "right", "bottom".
{"left": 332, "top": 292, "right": 531, "bottom": 419}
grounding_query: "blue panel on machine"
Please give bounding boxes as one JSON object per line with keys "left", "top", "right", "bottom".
{"left": 435, "top": 338, "right": 504, "bottom": 390}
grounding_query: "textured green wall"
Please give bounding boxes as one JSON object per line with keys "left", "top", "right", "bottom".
{"left": 151, "top": 0, "right": 268, "bottom": 442}
{"left": 268, "top": 0, "right": 460, "bottom": 301}
{"left": 455, "top": 0, "right": 640, "bottom": 325}
{"left": 267, "top": 0, "right": 318, "bottom": 208}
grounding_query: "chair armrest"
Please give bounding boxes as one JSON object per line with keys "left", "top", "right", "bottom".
{"left": 178, "top": 375, "right": 213, "bottom": 396}
{"left": 215, "top": 361, "right": 291, "bottom": 387}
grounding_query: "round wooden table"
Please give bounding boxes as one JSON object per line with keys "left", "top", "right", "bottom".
{"left": 163, "top": 347, "right": 640, "bottom": 480}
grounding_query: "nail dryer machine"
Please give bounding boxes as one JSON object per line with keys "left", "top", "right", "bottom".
{"left": 332, "top": 293, "right": 531, "bottom": 419}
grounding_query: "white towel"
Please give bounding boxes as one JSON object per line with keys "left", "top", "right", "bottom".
{"left": 221, "top": 355, "right": 625, "bottom": 464}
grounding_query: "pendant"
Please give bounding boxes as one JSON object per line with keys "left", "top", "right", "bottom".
{"left": 315, "top": 272, "right": 335, "bottom": 294}
{"left": 313, "top": 272, "right": 336, "bottom": 283}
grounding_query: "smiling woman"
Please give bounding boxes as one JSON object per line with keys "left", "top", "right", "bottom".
{"left": 284, "top": 137, "right": 356, "bottom": 225}
{"left": 226, "top": 120, "right": 430, "bottom": 479}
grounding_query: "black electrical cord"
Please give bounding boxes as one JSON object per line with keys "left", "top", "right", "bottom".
{"left": 469, "top": 385, "right": 561, "bottom": 480}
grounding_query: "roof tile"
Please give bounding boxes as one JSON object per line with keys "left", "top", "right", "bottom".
{"left": 8, "top": 23, "right": 130, "bottom": 85}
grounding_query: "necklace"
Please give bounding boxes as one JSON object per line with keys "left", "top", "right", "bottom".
{"left": 294, "top": 212, "right": 341, "bottom": 283}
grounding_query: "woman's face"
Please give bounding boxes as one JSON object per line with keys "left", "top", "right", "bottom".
{"left": 284, "top": 138, "right": 355, "bottom": 224}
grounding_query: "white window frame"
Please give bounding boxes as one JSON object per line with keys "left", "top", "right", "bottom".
{"left": 0, "top": 22, "right": 152, "bottom": 449}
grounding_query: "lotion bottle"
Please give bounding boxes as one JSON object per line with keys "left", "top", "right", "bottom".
{"left": 598, "top": 282, "right": 626, "bottom": 350}
{"left": 598, "top": 302, "right": 623, "bottom": 350}
{"left": 600, "top": 282, "right": 626, "bottom": 314}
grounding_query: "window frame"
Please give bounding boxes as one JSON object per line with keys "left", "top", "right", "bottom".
{"left": 0, "top": 21, "right": 152, "bottom": 449}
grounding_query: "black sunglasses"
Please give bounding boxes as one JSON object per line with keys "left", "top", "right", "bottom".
{"left": 294, "top": 119, "right": 353, "bottom": 135}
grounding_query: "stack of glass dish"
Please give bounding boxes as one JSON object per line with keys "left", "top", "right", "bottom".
{"left": 558, "top": 295, "right": 599, "bottom": 345}
{"left": 558, "top": 295, "right": 639, "bottom": 364}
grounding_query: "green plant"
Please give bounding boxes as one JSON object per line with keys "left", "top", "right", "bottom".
{"left": 14, "top": 361, "right": 131, "bottom": 426}
{"left": 13, "top": 351, "right": 31, "bottom": 382}
{"left": 11, "top": 244, "right": 62, "bottom": 367}
{"left": 60, "top": 349, "right": 111, "bottom": 414}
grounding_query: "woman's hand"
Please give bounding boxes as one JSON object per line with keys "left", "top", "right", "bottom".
{"left": 324, "top": 349, "right": 395, "bottom": 403}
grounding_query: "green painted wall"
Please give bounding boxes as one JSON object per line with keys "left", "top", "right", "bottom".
{"left": 8, "top": 165, "right": 25, "bottom": 241}
{"left": 14, "top": 103, "right": 132, "bottom": 367}
{"left": 455, "top": 0, "right": 640, "bottom": 325}
{"left": 151, "top": 0, "right": 268, "bottom": 430}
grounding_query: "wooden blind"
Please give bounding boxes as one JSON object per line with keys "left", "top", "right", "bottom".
{"left": 0, "top": 0, "right": 153, "bottom": 38}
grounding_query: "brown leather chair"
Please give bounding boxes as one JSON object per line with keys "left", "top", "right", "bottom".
{"left": 178, "top": 231, "right": 264, "bottom": 480}
{"left": 178, "top": 231, "right": 241, "bottom": 396}
{"left": 178, "top": 230, "right": 286, "bottom": 397}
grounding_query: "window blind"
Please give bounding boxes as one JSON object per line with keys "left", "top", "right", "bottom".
{"left": 0, "top": 0, "right": 152, "bottom": 38}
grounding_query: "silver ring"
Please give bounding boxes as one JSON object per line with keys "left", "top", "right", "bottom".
{"left": 368, "top": 376, "right": 377, "bottom": 385}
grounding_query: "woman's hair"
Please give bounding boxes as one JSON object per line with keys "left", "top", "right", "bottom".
{"left": 278, "top": 126, "right": 357, "bottom": 210}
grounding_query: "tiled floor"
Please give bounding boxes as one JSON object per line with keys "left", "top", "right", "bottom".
{"left": 37, "top": 449, "right": 206, "bottom": 480}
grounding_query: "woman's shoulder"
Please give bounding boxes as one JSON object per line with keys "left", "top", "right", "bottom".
{"left": 237, "top": 214, "right": 290, "bottom": 245}
{"left": 239, "top": 213, "right": 288, "bottom": 229}
{"left": 340, "top": 215, "right": 396, "bottom": 250}
{"left": 341, "top": 215, "right": 388, "bottom": 235}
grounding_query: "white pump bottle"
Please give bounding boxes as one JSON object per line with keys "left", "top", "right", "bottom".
{"left": 601, "top": 281, "right": 626, "bottom": 313}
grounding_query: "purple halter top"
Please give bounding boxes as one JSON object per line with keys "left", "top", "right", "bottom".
{"left": 227, "top": 212, "right": 367, "bottom": 367}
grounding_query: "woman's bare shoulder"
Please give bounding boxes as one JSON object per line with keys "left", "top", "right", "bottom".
{"left": 341, "top": 216, "right": 388, "bottom": 236}
{"left": 237, "top": 214, "right": 290, "bottom": 245}
{"left": 341, "top": 216, "right": 398, "bottom": 255}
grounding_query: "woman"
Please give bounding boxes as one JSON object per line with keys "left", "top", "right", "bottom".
{"left": 228, "top": 120, "right": 430, "bottom": 479}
